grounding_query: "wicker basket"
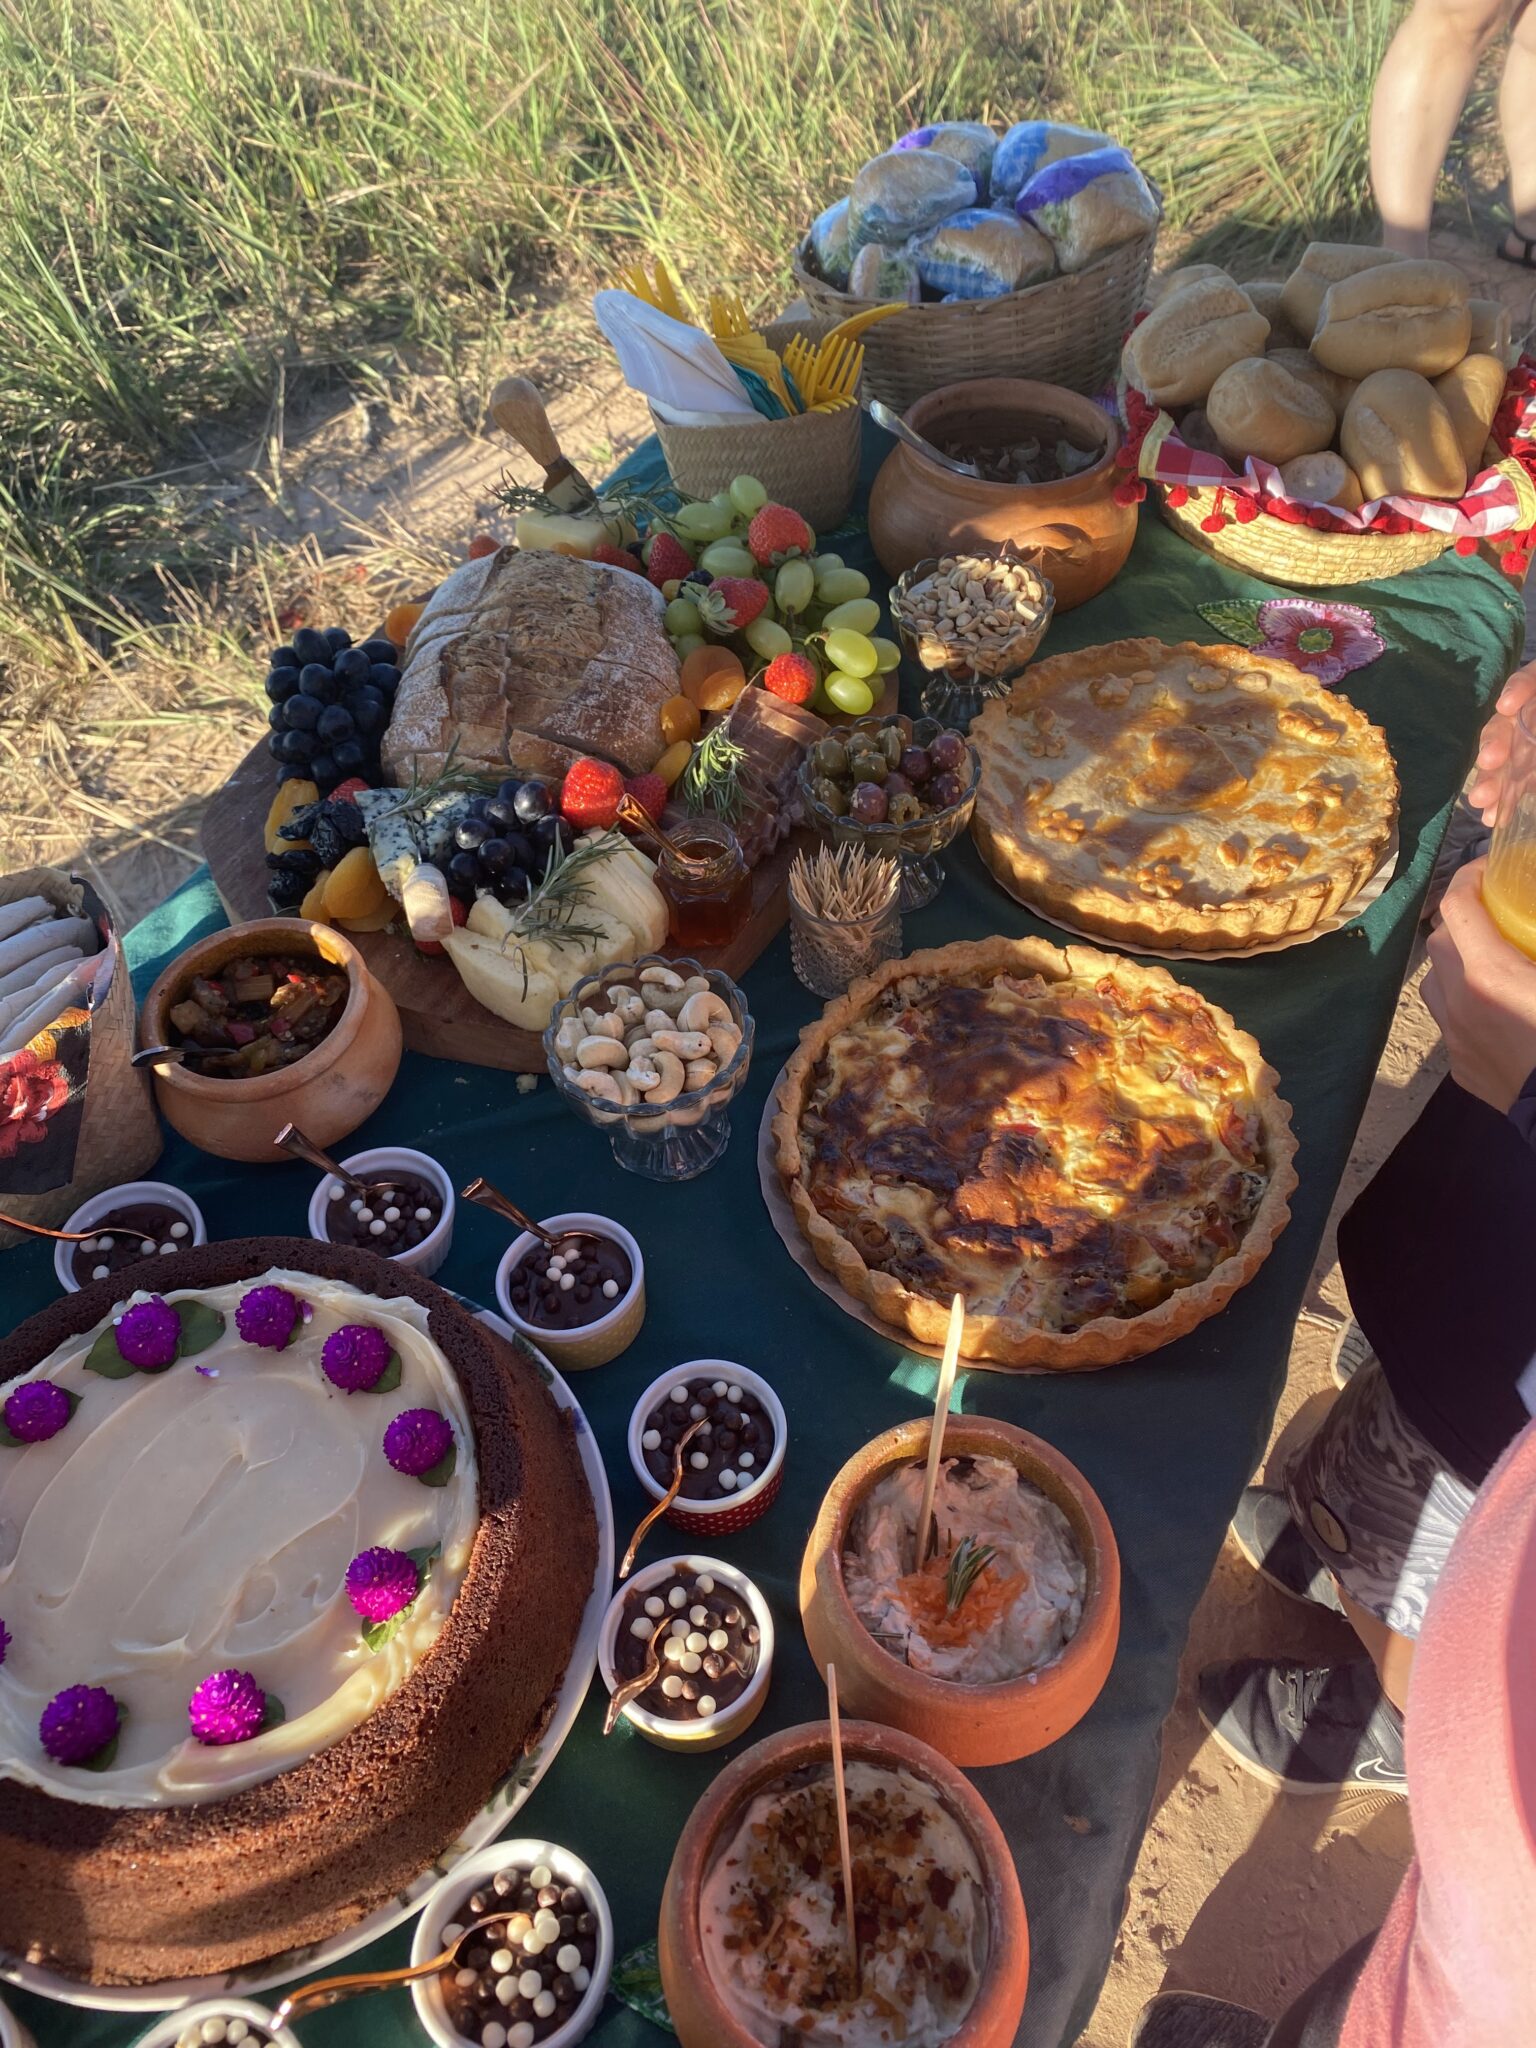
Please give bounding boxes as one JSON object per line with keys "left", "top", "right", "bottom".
{"left": 1159, "top": 483, "right": 1454, "bottom": 588}
{"left": 792, "top": 228, "right": 1158, "bottom": 411}
{"left": 650, "top": 319, "right": 861, "bottom": 532}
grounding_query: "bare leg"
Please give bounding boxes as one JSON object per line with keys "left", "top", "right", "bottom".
{"left": 1500, "top": 2, "right": 1536, "bottom": 250}
{"left": 1335, "top": 1580, "right": 1415, "bottom": 1713}
{"left": 1371, "top": 0, "right": 1509, "bottom": 255}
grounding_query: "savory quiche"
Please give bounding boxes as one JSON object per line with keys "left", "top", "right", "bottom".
{"left": 772, "top": 937, "right": 1297, "bottom": 1368}
{"left": 970, "top": 638, "right": 1398, "bottom": 951}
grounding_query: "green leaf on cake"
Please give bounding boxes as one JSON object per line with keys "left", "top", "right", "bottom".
{"left": 0, "top": 1420, "right": 21, "bottom": 1449}
{"left": 173, "top": 1300, "right": 225, "bottom": 1357}
{"left": 375, "top": 1349, "right": 403, "bottom": 1395}
{"left": 406, "top": 1543, "right": 440, "bottom": 1577}
{"left": 81, "top": 1708, "right": 125, "bottom": 1773}
{"left": 83, "top": 1327, "right": 138, "bottom": 1378}
{"left": 259, "top": 1693, "right": 287, "bottom": 1733}
{"left": 1195, "top": 598, "right": 1266, "bottom": 648}
{"left": 416, "top": 1443, "right": 457, "bottom": 1488}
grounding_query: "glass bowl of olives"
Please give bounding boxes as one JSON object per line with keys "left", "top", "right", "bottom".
{"left": 798, "top": 714, "right": 980, "bottom": 910}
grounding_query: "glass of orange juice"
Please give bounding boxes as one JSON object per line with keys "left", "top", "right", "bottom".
{"left": 1483, "top": 696, "right": 1536, "bottom": 957}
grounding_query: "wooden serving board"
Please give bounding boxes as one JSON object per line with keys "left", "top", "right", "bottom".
{"left": 201, "top": 739, "right": 805, "bottom": 1072}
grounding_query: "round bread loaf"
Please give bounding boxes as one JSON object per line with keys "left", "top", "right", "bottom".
{"left": 1206, "top": 356, "right": 1336, "bottom": 466}
{"left": 0, "top": 1237, "right": 599, "bottom": 1987}
{"left": 1147, "top": 262, "right": 1233, "bottom": 308}
{"left": 1433, "top": 353, "right": 1507, "bottom": 473}
{"left": 1311, "top": 258, "right": 1471, "bottom": 379}
{"left": 1245, "top": 279, "right": 1308, "bottom": 352}
{"left": 1278, "top": 450, "right": 1366, "bottom": 512}
{"left": 1279, "top": 243, "right": 1402, "bottom": 343}
{"left": 1264, "top": 347, "right": 1355, "bottom": 421}
{"left": 1125, "top": 277, "right": 1270, "bottom": 408}
{"left": 1467, "top": 297, "right": 1513, "bottom": 365}
{"left": 1340, "top": 369, "right": 1468, "bottom": 501}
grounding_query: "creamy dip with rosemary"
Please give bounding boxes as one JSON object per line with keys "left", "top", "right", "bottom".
{"left": 843, "top": 1455, "right": 1085, "bottom": 1684}
{"left": 699, "top": 1759, "right": 987, "bottom": 2047}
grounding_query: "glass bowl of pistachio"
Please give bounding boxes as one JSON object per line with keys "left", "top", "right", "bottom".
{"left": 890, "top": 545, "right": 1055, "bottom": 728}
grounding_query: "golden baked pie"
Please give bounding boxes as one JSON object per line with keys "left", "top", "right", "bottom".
{"left": 970, "top": 638, "right": 1398, "bottom": 951}
{"left": 772, "top": 937, "right": 1297, "bottom": 1368}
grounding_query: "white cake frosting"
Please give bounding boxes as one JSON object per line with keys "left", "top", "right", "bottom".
{"left": 0, "top": 1269, "right": 477, "bottom": 1808}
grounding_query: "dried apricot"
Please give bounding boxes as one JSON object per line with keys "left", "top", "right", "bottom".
{"left": 680, "top": 644, "right": 744, "bottom": 705}
{"left": 658, "top": 693, "right": 702, "bottom": 746}
{"left": 337, "top": 900, "right": 397, "bottom": 933}
{"left": 323, "top": 845, "right": 388, "bottom": 921}
{"left": 299, "top": 872, "right": 332, "bottom": 923}
{"left": 383, "top": 601, "right": 424, "bottom": 648}
{"left": 264, "top": 778, "right": 318, "bottom": 855}
{"left": 654, "top": 739, "right": 695, "bottom": 788}
{"left": 694, "top": 669, "right": 747, "bottom": 714}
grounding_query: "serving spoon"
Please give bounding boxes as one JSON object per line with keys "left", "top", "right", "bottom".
{"left": 273, "top": 1122, "right": 403, "bottom": 1204}
{"left": 460, "top": 1176, "right": 605, "bottom": 1258}
{"left": 269, "top": 1911, "right": 509, "bottom": 2025}
{"left": 866, "top": 398, "right": 981, "bottom": 478}
{"left": 615, "top": 792, "right": 707, "bottom": 865}
{"left": 0, "top": 1210, "right": 172, "bottom": 1247}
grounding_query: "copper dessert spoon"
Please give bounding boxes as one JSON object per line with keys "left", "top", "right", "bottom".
{"left": 0, "top": 1210, "right": 166, "bottom": 1246}
{"left": 460, "top": 1176, "right": 603, "bottom": 1257}
{"left": 273, "top": 1122, "right": 400, "bottom": 1203}
{"left": 268, "top": 1911, "right": 508, "bottom": 2025}
{"left": 615, "top": 792, "right": 705, "bottom": 865}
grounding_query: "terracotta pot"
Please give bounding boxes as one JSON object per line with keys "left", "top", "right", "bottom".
{"left": 139, "top": 919, "right": 403, "bottom": 1163}
{"left": 867, "top": 378, "right": 1138, "bottom": 609}
{"left": 659, "top": 1718, "right": 1028, "bottom": 2048}
{"left": 800, "top": 1417, "right": 1120, "bottom": 1766}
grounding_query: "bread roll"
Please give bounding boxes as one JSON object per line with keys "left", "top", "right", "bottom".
{"left": 1245, "top": 280, "right": 1307, "bottom": 351}
{"left": 1147, "top": 262, "right": 1233, "bottom": 307}
{"left": 1312, "top": 259, "right": 1472, "bottom": 378}
{"left": 1280, "top": 243, "right": 1402, "bottom": 341}
{"left": 1206, "top": 356, "right": 1336, "bottom": 466}
{"left": 1129, "top": 277, "right": 1271, "bottom": 408}
{"left": 1264, "top": 347, "right": 1355, "bottom": 421}
{"left": 1467, "top": 297, "right": 1513, "bottom": 365}
{"left": 1278, "top": 450, "right": 1365, "bottom": 512}
{"left": 1341, "top": 369, "right": 1468, "bottom": 501}
{"left": 1433, "top": 353, "right": 1507, "bottom": 472}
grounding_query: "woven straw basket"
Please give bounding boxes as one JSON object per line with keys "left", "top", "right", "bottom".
{"left": 1158, "top": 483, "right": 1453, "bottom": 588}
{"left": 792, "top": 228, "right": 1158, "bottom": 412}
{"left": 650, "top": 319, "right": 861, "bottom": 532}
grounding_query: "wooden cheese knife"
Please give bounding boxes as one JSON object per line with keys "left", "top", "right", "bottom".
{"left": 489, "top": 376, "right": 599, "bottom": 513}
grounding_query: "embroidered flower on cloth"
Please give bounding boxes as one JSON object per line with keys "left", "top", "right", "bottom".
{"left": 1194, "top": 597, "right": 1386, "bottom": 687}
{"left": 0, "top": 1050, "right": 70, "bottom": 1161}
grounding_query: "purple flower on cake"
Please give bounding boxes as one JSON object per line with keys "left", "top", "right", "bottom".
{"left": 322, "top": 1323, "right": 392, "bottom": 1393}
{"left": 114, "top": 1295, "right": 181, "bottom": 1371}
{"left": 383, "top": 1408, "right": 453, "bottom": 1478}
{"left": 40, "top": 1684, "right": 120, "bottom": 1766}
{"left": 235, "top": 1285, "right": 303, "bottom": 1350}
{"left": 3, "top": 1379, "right": 71, "bottom": 1443}
{"left": 188, "top": 1668, "right": 267, "bottom": 1746}
{"left": 345, "top": 1545, "right": 420, "bottom": 1623}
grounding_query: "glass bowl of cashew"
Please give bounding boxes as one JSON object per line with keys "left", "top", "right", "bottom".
{"left": 543, "top": 956, "right": 755, "bottom": 1181}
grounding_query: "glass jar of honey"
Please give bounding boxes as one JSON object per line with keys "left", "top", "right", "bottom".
{"left": 657, "top": 817, "right": 752, "bottom": 949}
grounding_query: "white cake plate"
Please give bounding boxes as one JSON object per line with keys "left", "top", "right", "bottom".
{"left": 0, "top": 1306, "right": 615, "bottom": 2015}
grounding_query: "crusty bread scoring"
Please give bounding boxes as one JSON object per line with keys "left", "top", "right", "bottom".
{"left": 1125, "top": 277, "right": 1270, "bottom": 408}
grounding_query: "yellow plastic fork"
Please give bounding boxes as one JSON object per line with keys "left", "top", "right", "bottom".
{"left": 781, "top": 332, "right": 819, "bottom": 403}
{"left": 706, "top": 289, "right": 754, "bottom": 340}
{"left": 615, "top": 258, "right": 687, "bottom": 322}
{"left": 715, "top": 330, "right": 798, "bottom": 413}
{"left": 811, "top": 334, "right": 864, "bottom": 409}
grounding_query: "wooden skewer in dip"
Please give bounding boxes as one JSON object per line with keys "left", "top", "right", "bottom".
{"left": 912, "top": 1293, "right": 965, "bottom": 1573}
{"left": 825, "top": 1661, "right": 859, "bottom": 1995}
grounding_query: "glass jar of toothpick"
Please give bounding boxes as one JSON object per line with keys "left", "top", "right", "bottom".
{"left": 788, "top": 846, "right": 903, "bottom": 1000}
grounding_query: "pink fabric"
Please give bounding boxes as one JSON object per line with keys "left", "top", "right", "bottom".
{"left": 1341, "top": 1420, "right": 1536, "bottom": 2047}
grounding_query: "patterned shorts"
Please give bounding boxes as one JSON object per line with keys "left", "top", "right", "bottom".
{"left": 1285, "top": 1357, "right": 1474, "bottom": 1639}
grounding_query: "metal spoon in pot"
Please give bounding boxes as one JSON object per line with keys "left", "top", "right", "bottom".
{"left": 273, "top": 1122, "right": 402, "bottom": 1205}
{"left": 270, "top": 1912, "right": 510, "bottom": 2025}
{"left": 460, "top": 1176, "right": 605, "bottom": 1259}
{"left": 866, "top": 398, "right": 981, "bottom": 478}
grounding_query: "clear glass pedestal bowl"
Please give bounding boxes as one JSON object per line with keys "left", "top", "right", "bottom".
{"left": 543, "top": 956, "right": 754, "bottom": 1181}
{"left": 797, "top": 715, "right": 981, "bottom": 911}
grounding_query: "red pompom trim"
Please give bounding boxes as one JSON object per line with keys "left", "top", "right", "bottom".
{"left": 1200, "top": 513, "right": 1227, "bottom": 533}
{"left": 1166, "top": 485, "right": 1190, "bottom": 509}
{"left": 1233, "top": 499, "right": 1261, "bottom": 524}
{"left": 1502, "top": 549, "right": 1530, "bottom": 578}
{"left": 1454, "top": 535, "right": 1479, "bottom": 556}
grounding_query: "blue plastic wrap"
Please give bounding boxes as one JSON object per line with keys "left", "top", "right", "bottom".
{"left": 990, "top": 120, "right": 1111, "bottom": 208}
{"left": 1016, "top": 145, "right": 1160, "bottom": 272}
{"left": 908, "top": 207, "right": 1056, "bottom": 299}
{"left": 892, "top": 121, "right": 999, "bottom": 202}
{"left": 846, "top": 241, "right": 921, "bottom": 303}
{"left": 807, "top": 195, "right": 852, "bottom": 289}
{"left": 847, "top": 150, "right": 976, "bottom": 254}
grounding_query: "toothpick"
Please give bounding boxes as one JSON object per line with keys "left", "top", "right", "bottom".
{"left": 913, "top": 1292, "right": 965, "bottom": 1573}
{"left": 826, "top": 1662, "right": 859, "bottom": 1992}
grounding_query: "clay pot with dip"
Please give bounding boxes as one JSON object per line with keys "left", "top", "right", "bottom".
{"left": 659, "top": 1718, "right": 1028, "bottom": 2048}
{"left": 140, "top": 919, "right": 402, "bottom": 1163}
{"left": 867, "top": 378, "right": 1138, "bottom": 609}
{"left": 800, "top": 1416, "right": 1120, "bottom": 1767}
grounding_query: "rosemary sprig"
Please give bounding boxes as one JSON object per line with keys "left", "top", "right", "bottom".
{"left": 944, "top": 1535, "right": 997, "bottom": 1614}
{"left": 681, "top": 723, "right": 747, "bottom": 822}
{"left": 380, "top": 741, "right": 499, "bottom": 821}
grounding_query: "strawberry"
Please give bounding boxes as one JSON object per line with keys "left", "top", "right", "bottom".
{"left": 414, "top": 894, "right": 468, "bottom": 957}
{"left": 591, "top": 539, "right": 644, "bottom": 574}
{"left": 762, "top": 651, "right": 818, "bottom": 705}
{"left": 329, "top": 776, "right": 372, "bottom": 804}
{"left": 746, "top": 503, "right": 813, "bottom": 566}
{"left": 697, "top": 576, "right": 769, "bottom": 633}
{"left": 467, "top": 534, "right": 501, "bottom": 559}
{"left": 559, "top": 756, "right": 626, "bottom": 830}
{"left": 645, "top": 532, "right": 695, "bottom": 588}
{"left": 623, "top": 772, "right": 668, "bottom": 824}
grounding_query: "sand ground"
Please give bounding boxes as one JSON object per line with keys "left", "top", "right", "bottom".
{"left": 36, "top": 233, "right": 1536, "bottom": 2042}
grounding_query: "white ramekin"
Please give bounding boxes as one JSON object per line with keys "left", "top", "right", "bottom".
{"left": 0, "top": 1993, "right": 35, "bottom": 2048}
{"left": 55, "top": 1180, "right": 208, "bottom": 1294}
{"left": 410, "top": 1839, "right": 614, "bottom": 2048}
{"left": 494, "top": 1211, "right": 645, "bottom": 1371}
{"left": 598, "top": 1553, "right": 774, "bottom": 1753}
{"left": 626, "top": 1360, "right": 787, "bottom": 1537}
{"left": 129, "top": 1997, "right": 300, "bottom": 2048}
{"left": 305, "top": 1144, "right": 455, "bottom": 1277}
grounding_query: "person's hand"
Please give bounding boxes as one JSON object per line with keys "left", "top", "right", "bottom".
{"left": 1423, "top": 859, "right": 1536, "bottom": 1112}
{"left": 1467, "top": 664, "right": 1536, "bottom": 826}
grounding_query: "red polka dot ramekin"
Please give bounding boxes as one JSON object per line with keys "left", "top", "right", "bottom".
{"left": 626, "top": 1360, "right": 787, "bottom": 1538}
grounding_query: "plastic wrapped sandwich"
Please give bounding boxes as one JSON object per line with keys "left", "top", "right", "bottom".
{"left": 807, "top": 196, "right": 853, "bottom": 289}
{"left": 847, "top": 149, "right": 976, "bottom": 254}
{"left": 990, "top": 121, "right": 1112, "bottom": 209}
{"left": 847, "top": 241, "right": 921, "bottom": 303}
{"left": 1016, "top": 145, "right": 1160, "bottom": 272}
{"left": 892, "top": 121, "right": 1000, "bottom": 202}
{"left": 909, "top": 208, "right": 1056, "bottom": 299}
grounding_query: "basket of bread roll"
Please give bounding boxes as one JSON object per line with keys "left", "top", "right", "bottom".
{"left": 1118, "top": 245, "right": 1536, "bottom": 589}
{"left": 794, "top": 119, "right": 1162, "bottom": 410}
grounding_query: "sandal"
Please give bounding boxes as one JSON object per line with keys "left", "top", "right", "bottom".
{"left": 1497, "top": 228, "right": 1536, "bottom": 270}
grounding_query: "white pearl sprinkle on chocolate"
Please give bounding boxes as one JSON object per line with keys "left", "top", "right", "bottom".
{"left": 573, "top": 1966, "right": 590, "bottom": 1992}
{"left": 661, "top": 1673, "right": 684, "bottom": 1698}
{"left": 357, "top": 1206, "right": 373, "bottom": 1224}
{"left": 712, "top": 1379, "right": 727, "bottom": 1396}
{"left": 170, "top": 1219, "right": 189, "bottom": 1237}
{"left": 697, "top": 1693, "right": 717, "bottom": 1716}
{"left": 328, "top": 1185, "right": 344, "bottom": 1202}
{"left": 349, "top": 1197, "right": 363, "bottom": 1214}
{"left": 719, "top": 1469, "right": 738, "bottom": 1490}
{"left": 739, "top": 1451, "right": 755, "bottom": 1470}
{"left": 529, "top": 1864, "right": 552, "bottom": 1890}
{"left": 510, "top": 2025, "right": 535, "bottom": 2048}
{"left": 516, "top": 1968, "right": 541, "bottom": 1998}
{"left": 668, "top": 1585, "right": 687, "bottom": 1608}
{"left": 490, "top": 1946, "right": 514, "bottom": 1973}
{"left": 440, "top": 1921, "right": 464, "bottom": 1944}
{"left": 663, "top": 1636, "right": 684, "bottom": 1663}
{"left": 644, "top": 1594, "right": 664, "bottom": 1617}
{"left": 414, "top": 1206, "right": 432, "bottom": 1222}
{"left": 696, "top": 1574, "right": 715, "bottom": 1593}
{"left": 533, "top": 1993, "right": 556, "bottom": 2021}
{"left": 496, "top": 1976, "right": 518, "bottom": 2005}
{"left": 601, "top": 1278, "right": 619, "bottom": 1299}
{"left": 139, "top": 1239, "right": 155, "bottom": 1255}
{"left": 689, "top": 1401, "right": 706, "bottom": 1420}
{"left": 484, "top": 2026, "right": 508, "bottom": 2048}
{"left": 685, "top": 1631, "right": 707, "bottom": 1653}
{"left": 559, "top": 1272, "right": 575, "bottom": 1291}
{"left": 727, "top": 1384, "right": 743, "bottom": 1402}
{"left": 689, "top": 1450, "right": 708, "bottom": 1469}
{"left": 680, "top": 1651, "right": 702, "bottom": 1674}
{"left": 456, "top": 1966, "right": 478, "bottom": 1988}
{"left": 708, "top": 1628, "right": 729, "bottom": 1651}
{"left": 159, "top": 1242, "right": 177, "bottom": 1254}
{"left": 669, "top": 1383, "right": 689, "bottom": 1403}
{"left": 92, "top": 1264, "right": 109, "bottom": 1280}
{"left": 641, "top": 1427, "right": 661, "bottom": 1450}
{"left": 369, "top": 1219, "right": 387, "bottom": 1236}
{"left": 630, "top": 1616, "right": 653, "bottom": 1639}
{"left": 689, "top": 1604, "right": 708, "bottom": 1625}
{"left": 384, "top": 1206, "right": 400, "bottom": 1223}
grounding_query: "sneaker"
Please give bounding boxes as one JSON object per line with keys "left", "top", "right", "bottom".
{"left": 1132, "top": 1991, "right": 1272, "bottom": 2048}
{"left": 1230, "top": 1486, "right": 1344, "bottom": 1615}
{"left": 1197, "top": 1657, "right": 1406, "bottom": 1795}
{"left": 1328, "top": 1318, "right": 1374, "bottom": 1389}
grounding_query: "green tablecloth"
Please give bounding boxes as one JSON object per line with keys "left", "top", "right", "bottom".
{"left": 5, "top": 434, "right": 1526, "bottom": 2048}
